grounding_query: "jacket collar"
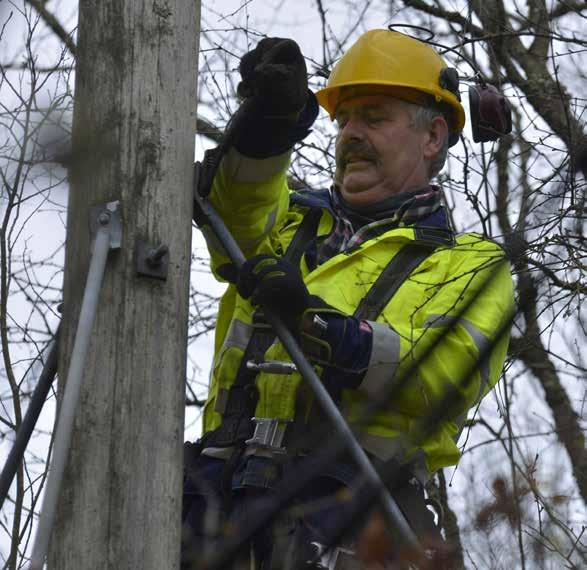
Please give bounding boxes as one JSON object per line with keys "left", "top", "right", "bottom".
{"left": 291, "top": 187, "right": 455, "bottom": 246}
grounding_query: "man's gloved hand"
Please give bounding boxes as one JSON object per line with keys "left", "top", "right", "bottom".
{"left": 236, "top": 255, "right": 373, "bottom": 392}
{"left": 237, "top": 38, "right": 309, "bottom": 116}
{"left": 232, "top": 37, "right": 318, "bottom": 157}
{"left": 237, "top": 254, "right": 310, "bottom": 330}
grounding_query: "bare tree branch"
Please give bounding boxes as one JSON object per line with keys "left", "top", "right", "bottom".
{"left": 25, "top": 0, "right": 77, "bottom": 57}
{"left": 550, "top": 0, "right": 587, "bottom": 20}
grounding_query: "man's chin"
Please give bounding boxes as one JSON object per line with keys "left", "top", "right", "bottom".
{"left": 341, "top": 174, "right": 375, "bottom": 194}
{"left": 340, "top": 186, "right": 382, "bottom": 206}
{"left": 339, "top": 176, "right": 382, "bottom": 204}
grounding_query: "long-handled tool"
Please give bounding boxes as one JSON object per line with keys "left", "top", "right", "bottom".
{"left": 192, "top": 101, "right": 421, "bottom": 552}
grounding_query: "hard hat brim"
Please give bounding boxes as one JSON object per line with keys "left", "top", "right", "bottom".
{"left": 316, "top": 81, "right": 466, "bottom": 133}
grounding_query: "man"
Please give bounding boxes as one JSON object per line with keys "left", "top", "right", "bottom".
{"left": 183, "top": 29, "right": 514, "bottom": 569}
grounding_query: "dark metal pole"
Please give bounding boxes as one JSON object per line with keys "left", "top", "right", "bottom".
{"left": 0, "top": 330, "right": 59, "bottom": 511}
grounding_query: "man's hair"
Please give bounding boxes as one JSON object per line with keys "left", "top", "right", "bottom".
{"left": 405, "top": 103, "right": 450, "bottom": 178}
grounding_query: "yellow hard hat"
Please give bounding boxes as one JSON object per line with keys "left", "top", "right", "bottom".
{"left": 315, "top": 29, "right": 466, "bottom": 134}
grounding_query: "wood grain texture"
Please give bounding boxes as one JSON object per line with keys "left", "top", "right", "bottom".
{"left": 50, "top": 1, "right": 200, "bottom": 568}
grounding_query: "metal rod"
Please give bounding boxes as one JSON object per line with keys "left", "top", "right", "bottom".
{"left": 29, "top": 223, "right": 112, "bottom": 570}
{"left": 195, "top": 192, "right": 420, "bottom": 549}
{"left": 264, "top": 312, "right": 419, "bottom": 546}
{"left": 0, "top": 330, "right": 59, "bottom": 511}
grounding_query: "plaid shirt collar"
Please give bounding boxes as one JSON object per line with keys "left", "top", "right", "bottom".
{"left": 314, "top": 185, "right": 445, "bottom": 266}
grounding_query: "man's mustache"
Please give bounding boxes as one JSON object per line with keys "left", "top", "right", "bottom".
{"left": 335, "top": 140, "right": 379, "bottom": 170}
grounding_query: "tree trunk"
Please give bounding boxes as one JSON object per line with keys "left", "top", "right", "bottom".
{"left": 49, "top": 1, "right": 200, "bottom": 568}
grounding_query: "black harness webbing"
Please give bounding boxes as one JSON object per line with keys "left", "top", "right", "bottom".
{"left": 202, "top": 219, "right": 441, "bottom": 450}
{"left": 354, "top": 243, "right": 436, "bottom": 320}
{"left": 200, "top": 207, "right": 323, "bottom": 449}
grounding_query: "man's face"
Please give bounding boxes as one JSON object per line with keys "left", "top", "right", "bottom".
{"left": 334, "top": 95, "right": 434, "bottom": 206}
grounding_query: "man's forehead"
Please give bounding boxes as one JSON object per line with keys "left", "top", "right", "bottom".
{"left": 335, "top": 92, "right": 408, "bottom": 115}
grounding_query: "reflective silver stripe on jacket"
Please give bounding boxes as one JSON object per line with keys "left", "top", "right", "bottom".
{"left": 358, "top": 433, "right": 430, "bottom": 484}
{"left": 358, "top": 321, "right": 401, "bottom": 400}
{"left": 423, "top": 313, "right": 491, "bottom": 401}
{"left": 220, "top": 318, "right": 254, "bottom": 352}
{"left": 223, "top": 148, "right": 291, "bottom": 183}
{"left": 234, "top": 206, "right": 280, "bottom": 252}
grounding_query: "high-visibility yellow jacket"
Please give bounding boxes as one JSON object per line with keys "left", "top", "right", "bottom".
{"left": 201, "top": 150, "right": 514, "bottom": 476}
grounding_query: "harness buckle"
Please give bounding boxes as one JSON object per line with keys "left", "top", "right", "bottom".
{"left": 310, "top": 542, "right": 358, "bottom": 570}
{"left": 245, "top": 417, "right": 292, "bottom": 454}
{"left": 246, "top": 360, "right": 297, "bottom": 374}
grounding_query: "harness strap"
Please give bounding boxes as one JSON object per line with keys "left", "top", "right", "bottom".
{"left": 204, "top": 225, "right": 439, "bottom": 450}
{"left": 354, "top": 243, "right": 436, "bottom": 320}
{"left": 201, "top": 207, "right": 323, "bottom": 449}
{"left": 287, "top": 242, "right": 439, "bottom": 452}
{"left": 283, "top": 207, "right": 323, "bottom": 265}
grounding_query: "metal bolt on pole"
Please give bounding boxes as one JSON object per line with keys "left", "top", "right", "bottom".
{"left": 146, "top": 244, "right": 169, "bottom": 266}
{"left": 29, "top": 202, "right": 121, "bottom": 570}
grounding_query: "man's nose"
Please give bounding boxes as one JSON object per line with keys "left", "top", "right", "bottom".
{"left": 338, "top": 115, "right": 366, "bottom": 142}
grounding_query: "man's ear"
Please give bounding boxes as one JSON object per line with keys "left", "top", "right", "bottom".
{"left": 423, "top": 115, "right": 449, "bottom": 159}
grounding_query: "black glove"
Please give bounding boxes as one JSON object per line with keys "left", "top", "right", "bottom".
{"left": 236, "top": 255, "right": 372, "bottom": 392}
{"left": 238, "top": 38, "right": 309, "bottom": 116}
{"left": 237, "top": 254, "right": 310, "bottom": 329}
{"left": 232, "top": 38, "right": 319, "bottom": 158}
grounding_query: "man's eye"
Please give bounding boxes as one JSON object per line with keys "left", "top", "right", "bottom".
{"left": 336, "top": 116, "right": 348, "bottom": 128}
{"left": 365, "top": 115, "right": 385, "bottom": 124}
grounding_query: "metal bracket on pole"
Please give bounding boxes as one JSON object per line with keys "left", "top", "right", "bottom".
{"left": 193, "top": 188, "right": 420, "bottom": 552}
{"left": 28, "top": 200, "right": 122, "bottom": 570}
{"left": 89, "top": 200, "right": 122, "bottom": 249}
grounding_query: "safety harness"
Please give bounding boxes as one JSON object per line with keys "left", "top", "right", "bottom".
{"left": 199, "top": 207, "right": 324, "bottom": 450}
{"left": 199, "top": 205, "right": 452, "bottom": 454}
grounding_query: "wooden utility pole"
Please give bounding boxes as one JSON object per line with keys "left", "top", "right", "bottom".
{"left": 49, "top": 1, "right": 199, "bottom": 568}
